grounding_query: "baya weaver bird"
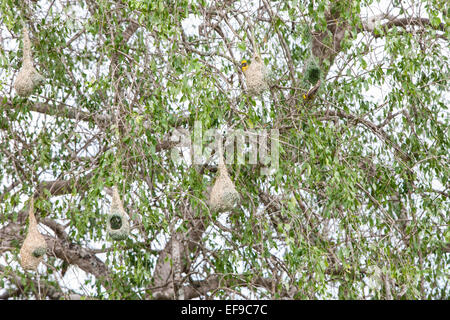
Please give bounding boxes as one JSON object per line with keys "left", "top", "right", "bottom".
{"left": 241, "top": 60, "right": 249, "bottom": 72}
{"left": 303, "top": 79, "right": 321, "bottom": 101}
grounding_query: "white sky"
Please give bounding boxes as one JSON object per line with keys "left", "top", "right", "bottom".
{"left": 0, "top": 0, "right": 448, "bottom": 299}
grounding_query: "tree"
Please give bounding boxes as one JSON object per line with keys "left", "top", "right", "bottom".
{"left": 0, "top": 0, "right": 448, "bottom": 300}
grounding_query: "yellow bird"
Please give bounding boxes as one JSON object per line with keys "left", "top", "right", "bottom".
{"left": 241, "top": 60, "right": 249, "bottom": 72}
{"left": 303, "top": 79, "right": 321, "bottom": 101}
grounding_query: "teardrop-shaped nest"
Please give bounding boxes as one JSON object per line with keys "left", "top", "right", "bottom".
{"left": 243, "top": 53, "right": 268, "bottom": 95}
{"left": 20, "top": 200, "right": 47, "bottom": 271}
{"left": 209, "top": 163, "right": 240, "bottom": 213}
{"left": 14, "top": 27, "right": 44, "bottom": 97}
{"left": 106, "top": 186, "right": 130, "bottom": 241}
{"left": 304, "top": 59, "right": 321, "bottom": 85}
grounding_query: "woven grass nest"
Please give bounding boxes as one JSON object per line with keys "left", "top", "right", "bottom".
{"left": 242, "top": 53, "right": 268, "bottom": 95}
{"left": 14, "top": 27, "right": 44, "bottom": 97}
{"left": 304, "top": 59, "right": 321, "bottom": 85}
{"left": 209, "top": 155, "right": 240, "bottom": 213}
{"left": 106, "top": 186, "right": 130, "bottom": 241}
{"left": 20, "top": 199, "right": 47, "bottom": 271}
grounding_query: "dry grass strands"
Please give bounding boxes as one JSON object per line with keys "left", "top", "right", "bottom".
{"left": 20, "top": 199, "right": 47, "bottom": 271}
{"left": 243, "top": 53, "right": 268, "bottom": 95}
{"left": 14, "top": 26, "right": 44, "bottom": 97}
{"left": 209, "top": 156, "right": 240, "bottom": 213}
{"left": 106, "top": 186, "right": 130, "bottom": 241}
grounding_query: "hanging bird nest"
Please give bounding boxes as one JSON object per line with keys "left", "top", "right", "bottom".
{"left": 106, "top": 186, "right": 130, "bottom": 241}
{"left": 242, "top": 52, "right": 268, "bottom": 95}
{"left": 304, "top": 58, "right": 321, "bottom": 85}
{"left": 209, "top": 153, "right": 240, "bottom": 213}
{"left": 20, "top": 198, "right": 47, "bottom": 271}
{"left": 14, "top": 26, "right": 44, "bottom": 97}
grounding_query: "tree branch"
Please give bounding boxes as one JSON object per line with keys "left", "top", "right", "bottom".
{"left": 0, "top": 265, "right": 63, "bottom": 300}
{"left": 0, "top": 97, "right": 111, "bottom": 126}
{"left": 361, "top": 16, "right": 447, "bottom": 37}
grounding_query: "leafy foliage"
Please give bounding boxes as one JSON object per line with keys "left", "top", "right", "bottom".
{"left": 0, "top": 0, "right": 448, "bottom": 300}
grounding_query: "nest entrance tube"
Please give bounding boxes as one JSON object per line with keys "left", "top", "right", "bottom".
{"left": 20, "top": 198, "right": 47, "bottom": 271}
{"left": 106, "top": 186, "right": 130, "bottom": 241}
{"left": 243, "top": 52, "right": 268, "bottom": 95}
{"left": 14, "top": 26, "right": 44, "bottom": 97}
{"left": 209, "top": 142, "right": 241, "bottom": 213}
